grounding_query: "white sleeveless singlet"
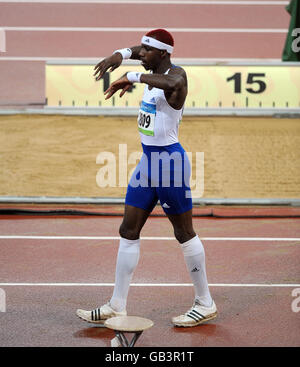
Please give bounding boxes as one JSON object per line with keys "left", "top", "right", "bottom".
{"left": 137, "top": 69, "right": 184, "bottom": 146}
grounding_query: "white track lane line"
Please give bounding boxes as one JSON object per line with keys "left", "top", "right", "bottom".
{"left": 2, "top": 27, "right": 288, "bottom": 33}
{"left": 0, "top": 235, "right": 299, "bottom": 241}
{"left": 0, "top": 283, "right": 299, "bottom": 287}
{"left": 0, "top": 1, "right": 290, "bottom": 5}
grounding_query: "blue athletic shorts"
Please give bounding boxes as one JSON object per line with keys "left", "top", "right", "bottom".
{"left": 125, "top": 142, "right": 193, "bottom": 215}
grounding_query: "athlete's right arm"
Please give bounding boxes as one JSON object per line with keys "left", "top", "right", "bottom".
{"left": 94, "top": 46, "right": 142, "bottom": 81}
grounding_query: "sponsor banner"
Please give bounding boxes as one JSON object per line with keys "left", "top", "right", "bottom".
{"left": 46, "top": 65, "right": 300, "bottom": 108}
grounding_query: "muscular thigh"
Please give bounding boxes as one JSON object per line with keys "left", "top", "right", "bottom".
{"left": 119, "top": 204, "right": 152, "bottom": 240}
{"left": 166, "top": 209, "right": 196, "bottom": 244}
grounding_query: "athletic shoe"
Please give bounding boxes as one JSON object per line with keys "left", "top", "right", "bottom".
{"left": 172, "top": 300, "right": 217, "bottom": 327}
{"left": 76, "top": 302, "right": 127, "bottom": 325}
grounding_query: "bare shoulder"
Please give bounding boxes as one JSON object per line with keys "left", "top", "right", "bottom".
{"left": 164, "top": 65, "right": 187, "bottom": 109}
{"left": 168, "top": 65, "right": 187, "bottom": 84}
{"left": 168, "top": 65, "right": 186, "bottom": 76}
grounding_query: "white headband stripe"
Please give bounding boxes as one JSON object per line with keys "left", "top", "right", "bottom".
{"left": 141, "top": 36, "right": 173, "bottom": 54}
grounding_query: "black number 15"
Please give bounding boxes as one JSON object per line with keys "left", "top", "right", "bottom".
{"left": 226, "top": 73, "right": 267, "bottom": 94}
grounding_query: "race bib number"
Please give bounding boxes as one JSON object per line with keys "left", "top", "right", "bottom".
{"left": 138, "top": 101, "right": 156, "bottom": 136}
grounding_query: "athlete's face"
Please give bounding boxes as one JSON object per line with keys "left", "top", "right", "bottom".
{"left": 139, "top": 44, "right": 163, "bottom": 71}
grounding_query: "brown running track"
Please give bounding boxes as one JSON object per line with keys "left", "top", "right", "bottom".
{"left": 0, "top": 1, "right": 290, "bottom": 59}
{"left": 0, "top": 213, "right": 299, "bottom": 347}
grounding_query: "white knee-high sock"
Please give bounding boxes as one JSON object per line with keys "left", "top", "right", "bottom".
{"left": 110, "top": 237, "right": 140, "bottom": 312}
{"left": 180, "top": 235, "right": 213, "bottom": 307}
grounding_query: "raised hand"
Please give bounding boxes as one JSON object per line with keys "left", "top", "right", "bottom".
{"left": 104, "top": 75, "right": 133, "bottom": 100}
{"left": 93, "top": 53, "right": 123, "bottom": 81}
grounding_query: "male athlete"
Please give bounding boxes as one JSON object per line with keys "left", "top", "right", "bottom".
{"left": 76, "top": 29, "right": 217, "bottom": 327}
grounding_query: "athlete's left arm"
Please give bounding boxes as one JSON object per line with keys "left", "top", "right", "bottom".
{"left": 104, "top": 67, "right": 187, "bottom": 109}
{"left": 140, "top": 68, "right": 185, "bottom": 91}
